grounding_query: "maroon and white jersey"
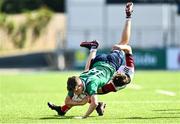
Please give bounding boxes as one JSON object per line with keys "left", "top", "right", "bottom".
{"left": 117, "top": 54, "right": 135, "bottom": 82}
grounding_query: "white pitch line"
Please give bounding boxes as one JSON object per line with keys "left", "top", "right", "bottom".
{"left": 156, "top": 89, "right": 176, "bottom": 96}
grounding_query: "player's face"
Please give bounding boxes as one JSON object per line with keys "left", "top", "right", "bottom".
{"left": 74, "top": 84, "right": 83, "bottom": 95}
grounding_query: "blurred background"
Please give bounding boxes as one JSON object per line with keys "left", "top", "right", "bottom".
{"left": 0, "top": 0, "right": 180, "bottom": 71}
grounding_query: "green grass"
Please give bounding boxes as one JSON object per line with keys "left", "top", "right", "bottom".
{"left": 0, "top": 71, "right": 180, "bottom": 124}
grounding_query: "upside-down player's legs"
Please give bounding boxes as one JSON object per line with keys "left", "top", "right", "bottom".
{"left": 80, "top": 40, "right": 99, "bottom": 71}
{"left": 118, "top": 2, "right": 133, "bottom": 45}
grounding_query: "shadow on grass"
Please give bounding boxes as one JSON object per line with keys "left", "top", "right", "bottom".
{"left": 39, "top": 115, "right": 96, "bottom": 120}
{"left": 40, "top": 115, "right": 74, "bottom": 120}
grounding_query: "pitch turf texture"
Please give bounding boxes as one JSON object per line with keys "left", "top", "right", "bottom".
{"left": 0, "top": 71, "right": 180, "bottom": 124}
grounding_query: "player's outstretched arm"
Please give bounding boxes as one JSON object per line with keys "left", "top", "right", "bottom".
{"left": 83, "top": 95, "right": 98, "bottom": 118}
{"left": 119, "top": 2, "right": 133, "bottom": 45}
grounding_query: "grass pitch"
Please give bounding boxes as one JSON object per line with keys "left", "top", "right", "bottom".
{"left": 0, "top": 70, "right": 180, "bottom": 124}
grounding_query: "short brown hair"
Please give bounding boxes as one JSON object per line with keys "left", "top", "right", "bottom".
{"left": 112, "top": 73, "right": 130, "bottom": 87}
{"left": 67, "top": 76, "right": 78, "bottom": 91}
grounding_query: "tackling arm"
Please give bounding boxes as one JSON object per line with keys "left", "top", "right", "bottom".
{"left": 65, "top": 96, "right": 89, "bottom": 106}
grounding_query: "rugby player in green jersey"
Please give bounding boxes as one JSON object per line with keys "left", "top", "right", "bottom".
{"left": 48, "top": 2, "right": 134, "bottom": 118}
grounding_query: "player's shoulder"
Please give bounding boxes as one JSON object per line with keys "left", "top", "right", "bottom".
{"left": 118, "top": 65, "right": 134, "bottom": 81}
{"left": 118, "top": 65, "right": 134, "bottom": 74}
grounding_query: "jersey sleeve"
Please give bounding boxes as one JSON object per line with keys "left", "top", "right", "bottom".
{"left": 125, "top": 54, "right": 134, "bottom": 68}
{"left": 86, "top": 79, "right": 98, "bottom": 96}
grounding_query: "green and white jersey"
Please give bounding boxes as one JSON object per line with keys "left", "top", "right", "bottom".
{"left": 79, "top": 61, "right": 116, "bottom": 96}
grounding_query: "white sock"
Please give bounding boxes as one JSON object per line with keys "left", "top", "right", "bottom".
{"left": 90, "top": 48, "right": 97, "bottom": 53}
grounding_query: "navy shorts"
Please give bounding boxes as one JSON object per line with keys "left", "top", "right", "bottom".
{"left": 91, "top": 50, "right": 125, "bottom": 70}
